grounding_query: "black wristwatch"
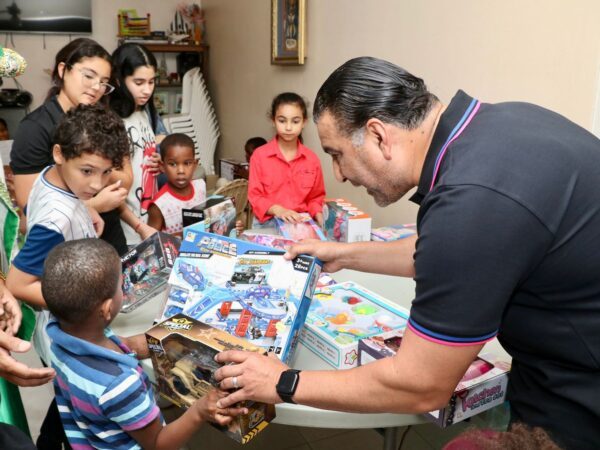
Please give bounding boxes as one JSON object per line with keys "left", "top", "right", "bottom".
{"left": 276, "top": 369, "right": 301, "bottom": 404}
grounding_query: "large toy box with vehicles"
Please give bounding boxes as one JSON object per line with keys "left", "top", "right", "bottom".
{"left": 161, "top": 227, "right": 322, "bottom": 363}
{"left": 120, "top": 232, "right": 181, "bottom": 313}
{"left": 146, "top": 314, "right": 275, "bottom": 443}
{"left": 275, "top": 213, "right": 327, "bottom": 242}
{"left": 182, "top": 195, "right": 237, "bottom": 236}
{"left": 322, "top": 198, "right": 372, "bottom": 242}
{"left": 299, "top": 281, "right": 409, "bottom": 369}
{"left": 358, "top": 330, "right": 511, "bottom": 427}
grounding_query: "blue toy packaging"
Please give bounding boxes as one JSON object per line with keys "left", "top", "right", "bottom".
{"left": 161, "top": 226, "right": 322, "bottom": 363}
{"left": 299, "top": 281, "right": 409, "bottom": 369}
{"left": 120, "top": 232, "right": 181, "bottom": 313}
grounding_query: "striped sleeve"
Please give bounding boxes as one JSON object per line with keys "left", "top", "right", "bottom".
{"left": 99, "top": 370, "right": 160, "bottom": 432}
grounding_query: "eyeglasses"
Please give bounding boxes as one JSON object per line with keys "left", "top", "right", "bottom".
{"left": 70, "top": 66, "right": 115, "bottom": 95}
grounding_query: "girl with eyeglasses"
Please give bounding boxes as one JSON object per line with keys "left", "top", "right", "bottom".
{"left": 109, "top": 43, "right": 167, "bottom": 246}
{"left": 9, "top": 38, "right": 136, "bottom": 256}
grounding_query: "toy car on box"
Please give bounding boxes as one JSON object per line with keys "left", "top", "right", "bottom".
{"left": 322, "top": 198, "right": 371, "bottom": 242}
{"left": 160, "top": 227, "right": 322, "bottom": 362}
{"left": 120, "top": 232, "right": 181, "bottom": 313}
{"left": 275, "top": 213, "right": 327, "bottom": 242}
{"left": 182, "top": 195, "right": 237, "bottom": 235}
{"left": 299, "top": 281, "right": 409, "bottom": 369}
{"left": 146, "top": 314, "right": 275, "bottom": 443}
{"left": 358, "top": 330, "right": 511, "bottom": 427}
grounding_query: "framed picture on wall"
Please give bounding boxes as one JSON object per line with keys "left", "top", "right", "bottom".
{"left": 174, "top": 93, "right": 183, "bottom": 114}
{"left": 154, "top": 91, "right": 169, "bottom": 115}
{"left": 271, "top": 0, "right": 306, "bottom": 65}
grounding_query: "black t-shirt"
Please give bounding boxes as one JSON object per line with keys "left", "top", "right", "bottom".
{"left": 9, "top": 97, "right": 127, "bottom": 254}
{"left": 409, "top": 91, "right": 600, "bottom": 450}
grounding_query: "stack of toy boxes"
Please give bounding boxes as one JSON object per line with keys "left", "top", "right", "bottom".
{"left": 322, "top": 198, "right": 372, "bottom": 242}
{"left": 370, "top": 224, "right": 417, "bottom": 241}
{"left": 120, "top": 232, "right": 181, "bottom": 313}
{"left": 358, "top": 330, "right": 511, "bottom": 427}
{"left": 275, "top": 213, "right": 327, "bottom": 242}
{"left": 181, "top": 195, "right": 237, "bottom": 236}
{"left": 299, "top": 281, "right": 409, "bottom": 369}
{"left": 146, "top": 314, "right": 275, "bottom": 443}
{"left": 162, "top": 226, "right": 322, "bottom": 363}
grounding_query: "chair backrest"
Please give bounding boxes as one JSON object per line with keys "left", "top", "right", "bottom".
{"left": 213, "top": 178, "right": 248, "bottom": 221}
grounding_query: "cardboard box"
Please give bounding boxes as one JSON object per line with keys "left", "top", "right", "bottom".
{"left": 322, "top": 198, "right": 371, "bottom": 242}
{"left": 120, "top": 232, "right": 181, "bottom": 313}
{"left": 370, "top": 224, "right": 417, "bottom": 242}
{"left": 182, "top": 195, "right": 237, "bottom": 235}
{"left": 299, "top": 281, "right": 409, "bottom": 369}
{"left": 275, "top": 213, "right": 327, "bottom": 242}
{"left": 162, "top": 230, "right": 322, "bottom": 362}
{"left": 146, "top": 314, "right": 275, "bottom": 443}
{"left": 359, "top": 331, "right": 511, "bottom": 427}
{"left": 220, "top": 158, "right": 249, "bottom": 181}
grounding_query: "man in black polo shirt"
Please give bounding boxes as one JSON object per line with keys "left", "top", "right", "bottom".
{"left": 214, "top": 57, "right": 600, "bottom": 449}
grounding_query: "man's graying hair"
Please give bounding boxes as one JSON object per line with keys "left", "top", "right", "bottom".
{"left": 313, "top": 57, "right": 438, "bottom": 138}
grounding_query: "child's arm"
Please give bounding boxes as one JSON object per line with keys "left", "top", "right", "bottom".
{"left": 127, "top": 389, "right": 246, "bottom": 450}
{"left": 6, "top": 266, "right": 44, "bottom": 308}
{"left": 119, "top": 334, "right": 150, "bottom": 359}
{"left": 119, "top": 204, "right": 157, "bottom": 241}
{"left": 146, "top": 204, "right": 165, "bottom": 233}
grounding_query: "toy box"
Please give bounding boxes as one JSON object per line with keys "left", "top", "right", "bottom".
{"left": 120, "top": 232, "right": 181, "bottom": 313}
{"left": 275, "top": 213, "right": 327, "bottom": 242}
{"left": 182, "top": 195, "right": 237, "bottom": 235}
{"left": 239, "top": 231, "right": 296, "bottom": 251}
{"left": 371, "top": 224, "right": 417, "bottom": 242}
{"left": 299, "top": 281, "right": 409, "bottom": 369}
{"left": 322, "top": 198, "right": 371, "bottom": 242}
{"left": 358, "top": 332, "right": 511, "bottom": 427}
{"left": 162, "top": 228, "right": 322, "bottom": 362}
{"left": 146, "top": 314, "right": 275, "bottom": 443}
{"left": 220, "top": 158, "right": 249, "bottom": 181}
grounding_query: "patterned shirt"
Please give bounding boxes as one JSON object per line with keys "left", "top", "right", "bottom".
{"left": 150, "top": 179, "right": 206, "bottom": 235}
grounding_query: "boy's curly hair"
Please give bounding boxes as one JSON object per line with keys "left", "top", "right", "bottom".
{"left": 53, "top": 104, "right": 129, "bottom": 170}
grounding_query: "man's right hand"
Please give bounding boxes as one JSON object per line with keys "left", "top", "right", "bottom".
{"left": 0, "top": 331, "right": 55, "bottom": 386}
{"left": 284, "top": 240, "right": 348, "bottom": 273}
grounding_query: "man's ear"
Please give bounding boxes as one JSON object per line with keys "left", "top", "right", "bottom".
{"left": 52, "top": 144, "right": 65, "bottom": 165}
{"left": 365, "top": 118, "right": 393, "bottom": 160}
{"left": 99, "top": 298, "right": 114, "bottom": 322}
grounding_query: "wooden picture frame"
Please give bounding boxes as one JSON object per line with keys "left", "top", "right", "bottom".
{"left": 271, "top": 0, "right": 306, "bottom": 65}
{"left": 153, "top": 91, "right": 169, "bottom": 115}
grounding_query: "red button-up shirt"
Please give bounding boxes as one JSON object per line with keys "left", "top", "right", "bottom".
{"left": 248, "top": 137, "right": 326, "bottom": 223}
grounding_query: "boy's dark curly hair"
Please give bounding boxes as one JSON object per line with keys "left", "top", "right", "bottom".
{"left": 53, "top": 104, "right": 129, "bottom": 170}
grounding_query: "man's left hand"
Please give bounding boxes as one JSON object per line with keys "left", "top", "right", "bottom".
{"left": 214, "top": 350, "right": 288, "bottom": 408}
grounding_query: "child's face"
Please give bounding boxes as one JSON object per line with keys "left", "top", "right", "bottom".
{"left": 53, "top": 148, "right": 113, "bottom": 200}
{"left": 59, "top": 56, "right": 112, "bottom": 108}
{"left": 273, "top": 103, "right": 306, "bottom": 144}
{"left": 125, "top": 65, "right": 157, "bottom": 107}
{"left": 163, "top": 145, "right": 197, "bottom": 191}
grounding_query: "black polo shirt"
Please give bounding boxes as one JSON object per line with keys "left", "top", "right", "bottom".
{"left": 9, "top": 96, "right": 127, "bottom": 254}
{"left": 409, "top": 91, "right": 600, "bottom": 449}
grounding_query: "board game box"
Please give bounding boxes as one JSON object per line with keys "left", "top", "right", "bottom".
{"left": 182, "top": 195, "right": 237, "bottom": 235}
{"left": 161, "top": 227, "right": 322, "bottom": 363}
{"left": 120, "top": 232, "right": 181, "bottom": 313}
{"left": 370, "top": 224, "right": 417, "bottom": 242}
{"left": 275, "top": 213, "right": 327, "bottom": 242}
{"left": 322, "top": 198, "right": 371, "bottom": 242}
{"left": 146, "top": 314, "right": 275, "bottom": 443}
{"left": 299, "top": 281, "right": 409, "bottom": 369}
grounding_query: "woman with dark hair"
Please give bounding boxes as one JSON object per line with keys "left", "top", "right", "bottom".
{"left": 9, "top": 38, "right": 130, "bottom": 254}
{"left": 110, "top": 43, "right": 166, "bottom": 245}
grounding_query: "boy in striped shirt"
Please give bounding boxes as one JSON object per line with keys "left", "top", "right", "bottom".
{"left": 43, "top": 239, "right": 244, "bottom": 450}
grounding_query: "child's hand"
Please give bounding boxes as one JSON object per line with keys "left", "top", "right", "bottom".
{"left": 138, "top": 222, "right": 158, "bottom": 240}
{"left": 271, "top": 206, "right": 304, "bottom": 223}
{"left": 194, "top": 388, "right": 248, "bottom": 426}
{"left": 235, "top": 220, "right": 245, "bottom": 236}
{"left": 146, "top": 152, "right": 162, "bottom": 174}
{"left": 90, "top": 181, "right": 127, "bottom": 212}
{"left": 0, "top": 285, "right": 20, "bottom": 335}
{"left": 315, "top": 212, "right": 324, "bottom": 228}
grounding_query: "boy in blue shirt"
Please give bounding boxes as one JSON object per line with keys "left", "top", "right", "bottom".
{"left": 43, "top": 239, "right": 241, "bottom": 449}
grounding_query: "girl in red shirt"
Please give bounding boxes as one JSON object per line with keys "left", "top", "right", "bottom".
{"left": 248, "top": 92, "right": 326, "bottom": 227}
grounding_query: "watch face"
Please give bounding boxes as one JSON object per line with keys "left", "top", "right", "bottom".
{"left": 277, "top": 369, "right": 300, "bottom": 397}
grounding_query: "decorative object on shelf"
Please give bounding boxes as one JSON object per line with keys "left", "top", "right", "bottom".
{"left": 271, "top": 0, "right": 305, "bottom": 65}
{"left": 118, "top": 9, "right": 151, "bottom": 37}
{"left": 174, "top": 93, "right": 183, "bottom": 114}
{"left": 154, "top": 91, "right": 169, "bottom": 115}
{"left": 177, "top": 3, "right": 205, "bottom": 45}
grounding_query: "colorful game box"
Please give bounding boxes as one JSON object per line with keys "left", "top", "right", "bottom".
{"left": 370, "top": 224, "right": 417, "bottom": 241}
{"left": 299, "top": 281, "right": 409, "bottom": 369}
{"left": 182, "top": 195, "right": 237, "bottom": 235}
{"left": 146, "top": 314, "right": 275, "bottom": 444}
{"left": 239, "top": 231, "right": 296, "bottom": 251}
{"left": 275, "top": 213, "right": 327, "bottom": 242}
{"left": 163, "top": 227, "right": 322, "bottom": 363}
{"left": 358, "top": 331, "right": 511, "bottom": 427}
{"left": 322, "top": 198, "right": 372, "bottom": 242}
{"left": 120, "top": 232, "right": 181, "bottom": 313}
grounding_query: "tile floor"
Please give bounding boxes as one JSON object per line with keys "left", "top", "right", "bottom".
{"left": 16, "top": 348, "right": 507, "bottom": 449}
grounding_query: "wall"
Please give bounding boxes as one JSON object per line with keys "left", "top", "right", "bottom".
{"left": 203, "top": 0, "right": 600, "bottom": 225}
